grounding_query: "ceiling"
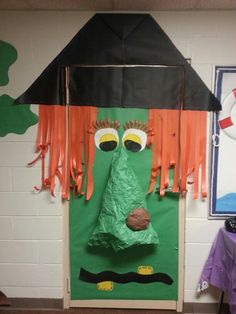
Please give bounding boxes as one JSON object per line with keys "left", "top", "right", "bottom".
{"left": 0, "top": 0, "right": 236, "bottom": 11}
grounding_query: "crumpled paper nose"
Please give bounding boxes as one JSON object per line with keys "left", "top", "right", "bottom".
{"left": 88, "top": 148, "right": 159, "bottom": 252}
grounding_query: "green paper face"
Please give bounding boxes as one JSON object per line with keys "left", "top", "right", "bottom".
{"left": 69, "top": 107, "right": 179, "bottom": 301}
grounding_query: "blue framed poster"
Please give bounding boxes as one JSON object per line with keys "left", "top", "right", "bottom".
{"left": 210, "top": 66, "right": 236, "bottom": 217}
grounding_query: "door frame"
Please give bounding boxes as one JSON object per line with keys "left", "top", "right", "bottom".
{"left": 63, "top": 64, "right": 185, "bottom": 311}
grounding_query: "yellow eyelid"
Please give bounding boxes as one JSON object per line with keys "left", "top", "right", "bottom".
{"left": 100, "top": 133, "right": 118, "bottom": 143}
{"left": 123, "top": 133, "right": 141, "bottom": 144}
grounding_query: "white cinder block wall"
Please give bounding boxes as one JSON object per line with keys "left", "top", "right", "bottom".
{"left": 0, "top": 10, "right": 235, "bottom": 302}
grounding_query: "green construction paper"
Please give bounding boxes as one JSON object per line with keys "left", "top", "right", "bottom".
{"left": 89, "top": 148, "right": 159, "bottom": 251}
{"left": 0, "top": 94, "right": 38, "bottom": 137}
{"left": 0, "top": 40, "right": 38, "bottom": 137}
{"left": 0, "top": 40, "right": 17, "bottom": 86}
{"left": 69, "top": 108, "right": 179, "bottom": 301}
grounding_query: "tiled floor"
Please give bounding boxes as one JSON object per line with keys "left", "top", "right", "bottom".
{"left": 0, "top": 310, "right": 231, "bottom": 314}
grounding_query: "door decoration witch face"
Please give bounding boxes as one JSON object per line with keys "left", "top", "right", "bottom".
{"left": 15, "top": 13, "right": 221, "bottom": 299}
{"left": 15, "top": 13, "right": 221, "bottom": 202}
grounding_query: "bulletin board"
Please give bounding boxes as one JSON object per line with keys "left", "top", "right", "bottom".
{"left": 210, "top": 66, "right": 236, "bottom": 217}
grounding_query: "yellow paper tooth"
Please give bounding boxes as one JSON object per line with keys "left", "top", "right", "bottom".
{"left": 137, "top": 266, "right": 154, "bottom": 275}
{"left": 97, "top": 281, "right": 113, "bottom": 291}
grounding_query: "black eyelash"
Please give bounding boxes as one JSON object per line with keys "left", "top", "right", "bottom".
{"left": 123, "top": 120, "right": 149, "bottom": 133}
{"left": 93, "top": 119, "right": 121, "bottom": 131}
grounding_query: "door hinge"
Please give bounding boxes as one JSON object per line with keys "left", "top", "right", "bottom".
{"left": 66, "top": 277, "right": 70, "bottom": 294}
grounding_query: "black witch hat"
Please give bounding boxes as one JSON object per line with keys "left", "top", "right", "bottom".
{"left": 16, "top": 13, "right": 221, "bottom": 111}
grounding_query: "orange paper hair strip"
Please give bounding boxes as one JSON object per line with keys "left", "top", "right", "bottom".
{"left": 32, "top": 104, "right": 207, "bottom": 201}
{"left": 148, "top": 109, "right": 160, "bottom": 193}
{"left": 180, "top": 111, "right": 192, "bottom": 194}
{"left": 68, "top": 106, "right": 84, "bottom": 196}
{"left": 170, "top": 110, "right": 180, "bottom": 193}
{"left": 159, "top": 110, "right": 170, "bottom": 196}
{"left": 84, "top": 107, "right": 98, "bottom": 200}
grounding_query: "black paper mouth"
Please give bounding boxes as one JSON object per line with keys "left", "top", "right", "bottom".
{"left": 79, "top": 267, "right": 173, "bottom": 285}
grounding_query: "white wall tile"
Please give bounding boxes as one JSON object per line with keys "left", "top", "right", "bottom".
{"left": 185, "top": 219, "right": 223, "bottom": 243}
{"left": 0, "top": 241, "right": 37, "bottom": 263}
{"left": 12, "top": 217, "right": 62, "bottom": 240}
{"left": 184, "top": 243, "right": 212, "bottom": 267}
{"left": 38, "top": 240, "right": 63, "bottom": 264}
{"left": 57, "top": 11, "right": 93, "bottom": 50}
{"left": 0, "top": 192, "right": 62, "bottom": 216}
{"left": 169, "top": 37, "right": 191, "bottom": 58}
{"left": 30, "top": 15, "right": 61, "bottom": 66}
{"left": 0, "top": 192, "right": 38, "bottom": 216}
{"left": 12, "top": 167, "right": 61, "bottom": 193}
{"left": 191, "top": 36, "right": 236, "bottom": 64}
{"left": 37, "top": 192, "right": 63, "bottom": 216}
{"left": 185, "top": 266, "right": 204, "bottom": 290}
{"left": 12, "top": 167, "right": 45, "bottom": 192}
{"left": 190, "top": 63, "right": 214, "bottom": 90}
{"left": 0, "top": 217, "right": 13, "bottom": 240}
{"left": 154, "top": 11, "right": 236, "bottom": 38}
{"left": 36, "top": 264, "right": 62, "bottom": 287}
{"left": 0, "top": 264, "right": 24, "bottom": 286}
{"left": 0, "top": 142, "right": 36, "bottom": 167}
{"left": 0, "top": 264, "right": 62, "bottom": 287}
{"left": 1, "top": 286, "right": 40, "bottom": 298}
{"left": 184, "top": 288, "right": 220, "bottom": 303}
{"left": 185, "top": 193, "right": 208, "bottom": 218}
{"left": 0, "top": 167, "right": 12, "bottom": 191}
{"left": 39, "top": 287, "right": 63, "bottom": 298}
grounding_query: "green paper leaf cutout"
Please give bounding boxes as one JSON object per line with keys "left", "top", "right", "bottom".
{"left": 0, "top": 40, "right": 17, "bottom": 86}
{"left": 0, "top": 94, "right": 38, "bottom": 137}
{"left": 89, "top": 148, "right": 159, "bottom": 251}
{"left": 0, "top": 40, "right": 38, "bottom": 136}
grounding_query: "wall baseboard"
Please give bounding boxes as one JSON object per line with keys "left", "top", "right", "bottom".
{"left": 184, "top": 302, "right": 230, "bottom": 313}
{"left": 0, "top": 298, "right": 231, "bottom": 313}
{"left": 0, "top": 298, "right": 63, "bottom": 309}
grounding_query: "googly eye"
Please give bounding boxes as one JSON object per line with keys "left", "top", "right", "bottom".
{"left": 94, "top": 128, "right": 119, "bottom": 152}
{"left": 122, "top": 128, "right": 147, "bottom": 152}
